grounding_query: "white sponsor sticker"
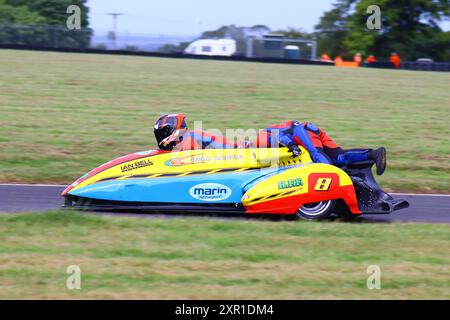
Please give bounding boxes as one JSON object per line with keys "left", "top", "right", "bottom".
{"left": 189, "top": 183, "right": 232, "bottom": 201}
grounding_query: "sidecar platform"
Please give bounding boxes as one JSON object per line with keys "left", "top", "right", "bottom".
{"left": 342, "top": 160, "right": 409, "bottom": 214}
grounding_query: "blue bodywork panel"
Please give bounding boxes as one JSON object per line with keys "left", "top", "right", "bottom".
{"left": 69, "top": 167, "right": 283, "bottom": 203}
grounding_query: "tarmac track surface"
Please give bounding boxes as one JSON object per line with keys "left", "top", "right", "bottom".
{"left": 0, "top": 184, "right": 449, "bottom": 223}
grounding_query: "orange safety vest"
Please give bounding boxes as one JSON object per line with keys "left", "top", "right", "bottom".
{"left": 321, "top": 53, "right": 331, "bottom": 61}
{"left": 390, "top": 55, "right": 401, "bottom": 68}
{"left": 365, "top": 56, "right": 377, "bottom": 63}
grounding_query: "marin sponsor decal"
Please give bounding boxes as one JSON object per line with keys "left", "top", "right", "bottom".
{"left": 278, "top": 178, "right": 303, "bottom": 189}
{"left": 189, "top": 183, "right": 232, "bottom": 201}
{"left": 120, "top": 159, "right": 153, "bottom": 172}
{"left": 166, "top": 154, "right": 244, "bottom": 166}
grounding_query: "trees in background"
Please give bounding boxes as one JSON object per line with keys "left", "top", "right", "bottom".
{"left": 314, "top": 0, "right": 354, "bottom": 59}
{"left": 193, "top": 0, "right": 449, "bottom": 62}
{"left": 0, "top": 0, "right": 91, "bottom": 48}
{"left": 316, "top": 0, "right": 450, "bottom": 61}
{"left": 0, "top": 0, "right": 448, "bottom": 60}
{"left": 157, "top": 41, "right": 191, "bottom": 54}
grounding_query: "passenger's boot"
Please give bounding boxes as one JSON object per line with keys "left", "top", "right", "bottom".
{"left": 335, "top": 148, "right": 386, "bottom": 175}
{"left": 368, "top": 147, "right": 387, "bottom": 176}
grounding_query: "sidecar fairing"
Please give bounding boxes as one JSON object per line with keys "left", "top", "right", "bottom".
{"left": 62, "top": 147, "right": 408, "bottom": 219}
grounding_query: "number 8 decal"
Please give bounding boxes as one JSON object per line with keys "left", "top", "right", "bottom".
{"left": 314, "top": 178, "right": 332, "bottom": 191}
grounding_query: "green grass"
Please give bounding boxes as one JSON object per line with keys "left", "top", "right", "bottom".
{"left": 0, "top": 211, "right": 448, "bottom": 299}
{"left": 0, "top": 49, "right": 449, "bottom": 192}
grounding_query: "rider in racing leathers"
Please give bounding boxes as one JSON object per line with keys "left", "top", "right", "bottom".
{"left": 153, "top": 113, "right": 235, "bottom": 151}
{"left": 254, "top": 120, "right": 387, "bottom": 175}
{"left": 153, "top": 114, "right": 386, "bottom": 175}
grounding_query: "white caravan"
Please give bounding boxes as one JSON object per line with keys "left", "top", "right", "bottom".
{"left": 184, "top": 39, "right": 236, "bottom": 56}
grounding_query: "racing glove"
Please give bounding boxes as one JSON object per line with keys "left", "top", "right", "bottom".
{"left": 288, "top": 142, "right": 302, "bottom": 157}
{"left": 291, "top": 122, "right": 331, "bottom": 164}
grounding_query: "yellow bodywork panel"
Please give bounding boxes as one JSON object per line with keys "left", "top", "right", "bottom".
{"left": 70, "top": 147, "right": 313, "bottom": 193}
{"left": 241, "top": 163, "right": 353, "bottom": 207}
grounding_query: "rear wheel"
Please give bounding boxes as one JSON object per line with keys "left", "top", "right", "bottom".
{"left": 296, "top": 200, "right": 336, "bottom": 220}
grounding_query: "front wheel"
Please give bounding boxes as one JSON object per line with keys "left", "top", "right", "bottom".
{"left": 296, "top": 200, "right": 336, "bottom": 220}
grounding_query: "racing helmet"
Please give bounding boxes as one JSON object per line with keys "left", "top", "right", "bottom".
{"left": 154, "top": 113, "right": 187, "bottom": 150}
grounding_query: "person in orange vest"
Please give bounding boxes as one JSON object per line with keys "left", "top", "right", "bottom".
{"left": 321, "top": 53, "right": 332, "bottom": 61}
{"left": 334, "top": 56, "right": 343, "bottom": 64}
{"left": 365, "top": 55, "right": 377, "bottom": 64}
{"left": 354, "top": 53, "right": 362, "bottom": 66}
{"left": 390, "top": 52, "right": 401, "bottom": 68}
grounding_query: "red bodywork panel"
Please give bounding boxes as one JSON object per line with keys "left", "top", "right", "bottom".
{"left": 244, "top": 173, "right": 361, "bottom": 215}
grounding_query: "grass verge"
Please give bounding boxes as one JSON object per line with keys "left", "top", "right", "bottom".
{"left": 0, "top": 50, "right": 449, "bottom": 192}
{"left": 0, "top": 211, "right": 448, "bottom": 299}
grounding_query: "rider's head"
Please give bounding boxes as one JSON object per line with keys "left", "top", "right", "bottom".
{"left": 154, "top": 113, "right": 187, "bottom": 150}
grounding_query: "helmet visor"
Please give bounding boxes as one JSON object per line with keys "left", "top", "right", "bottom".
{"left": 154, "top": 125, "right": 174, "bottom": 146}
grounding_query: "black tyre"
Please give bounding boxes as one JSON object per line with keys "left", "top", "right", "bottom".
{"left": 296, "top": 200, "right": 336, "bottom": 220}
{"left": 334, "top": 200, "right": 360, "bottom": 222}
{"left": 339, "top": 210, "right": 360, "bottom": 222}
